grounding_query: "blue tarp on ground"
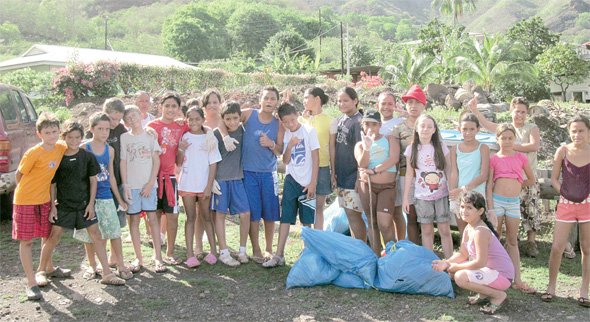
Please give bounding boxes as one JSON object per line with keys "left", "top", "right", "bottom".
{"left": 286, "top": 227, "right": 454, "bottom": 298}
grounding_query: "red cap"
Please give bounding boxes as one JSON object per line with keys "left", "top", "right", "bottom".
{"left": 401, "top": 84, "right": 426, "bottom": 105}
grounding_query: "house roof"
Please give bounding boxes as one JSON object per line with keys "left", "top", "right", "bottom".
{"left": 0, "top": 44, "right": 195, "bottom": 71}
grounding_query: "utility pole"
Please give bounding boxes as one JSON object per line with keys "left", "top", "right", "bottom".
{"left": 318, "top": 9, "right": 322, "bottom": 59}
{"left": 104, "top": 16, "right": 108, "bottom": 50}
{"left": 346, "top": 22, "right": 350, "bottom": 76}
{"left": 340, "top": 22, "right": 344, "bottom": 76}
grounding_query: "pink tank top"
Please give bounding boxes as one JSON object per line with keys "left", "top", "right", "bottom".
{"left": 466, "top": 225, "right": 515, "bottom": 280}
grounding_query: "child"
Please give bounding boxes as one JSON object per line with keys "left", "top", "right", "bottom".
{"left": 330, "top": 87, "right": 365, "bottom": 242}
{"left": 432, "top": 191, "right": 514, "bottom": 315}
{"left": 470, "top": 96, "right": 541, "bottom": 257}
{"left": 177, "top": 107, "right": 221, "bottom": 266}
{"left": 301, "top": 87, "right": 332, "bottom": 230}
{"left": 12, "top": 112, "right": 68, "bottom": 300}
{"left": 146, "top": 92, "right": 190, "bottom": 265}
{"left": 212, "top": 101, "right": 251, "bottom": 266}
{"left": 487, "top": 123, "right": 536, "bottom": 293}
{"left": 355, "top": 109, "right": 399, "bottom": 255}
{"left": 202, "top": 89, "right": 222, "bottom": 129}
{"left": 219, "top": 86, "right": 284, "bottom": 263}
{"left": 449, "top": 113, "right": 490, "bottom": 240}
{"left": 37, "top": 120, "right": 124, "bottom": 286}
{"left": 263, "top": 103, "right": 319, "bottom": 267}
{"left": 74, "top": 112, "right": 132, "bottom": 280}
{"left": 403, "top": 114, "right": 453, "bottom": 259}
{"left": 542, "top": 115, "right": 590, "bottom": 306}
{"left": 392, "top": 84, "right": 427, "bottom": 244}
{"left": 376, "top": 91, "right": 406, "bottom": 135}
{"left": 135, "top": 91, "right": 156, "bottom": 128}
{"left": 120, "top": 105, "right": 167, "bottom": 273}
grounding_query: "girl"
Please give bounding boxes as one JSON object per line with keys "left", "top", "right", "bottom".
{"left": 355, "top": 109, "right": 399, "bottom": 255}
{"left": 470, "top": 96, "right": 541, "bottom": 258}
{"left": 487, "top": 123, "right": 536, "bottom": 294}
{"left": 202, "top": 89, "right": 222, "bottom": 129}
{"left": 542, "top": 115, "right": 590, "bottom": 307}
{"left": 449, "top": 113, "right": 490, "bottom": 240}
{"left": 432, "top": 191, "right": 514, "bottom": 315}
{"left": 392, "top": 84, "right": 428, "bottom": 244}
{"left": 403, "top": 114, "right": 453, "bottom": 258}
{"left": 330, "top": 87, "right": 365, "bottom": 242}
{"left": 177, "top": 107, "right": 222, "bottom": 267}
{"left": 376, "top": 91, "right": 406, "bottom": 135}
{"left": 301, "top": 87, "right": 332, "bottom": 230}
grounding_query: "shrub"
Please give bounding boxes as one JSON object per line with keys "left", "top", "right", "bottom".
{"left": 52, "top": 61, "right": 121, "bottom": 106}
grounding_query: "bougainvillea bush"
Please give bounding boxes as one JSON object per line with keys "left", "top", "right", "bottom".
{"left": 52, "top": 60, "right": 121, "bottom": 106}
{"left": 350, "top": 71, "right": 385, "bottom": 90}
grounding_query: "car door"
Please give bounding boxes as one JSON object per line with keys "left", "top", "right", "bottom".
{"left": 17, "top": 90, "right": 41, "bottom": 150}
{"left": 0, "top": 87, "right": 25, "bottom": 172}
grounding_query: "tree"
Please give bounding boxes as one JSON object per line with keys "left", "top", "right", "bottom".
{"left": 349, "top": 38, "right": 374, "bottom": 67}
{"left": 431, "top": 0, "right": 477, "bottom": 27}
{"left": 455, "top": 33, "right": 536, "bottom": 92}
{"left": 537, "top": 43, "right": 590, "bottom": 100}
{"left": 262, "top": 30, "right": 314, "bottom": 61}
{"left": 395, "top": 19, "right": 419, "bottom": 41}
{"left": 383, "top": 47, "right": 436, "bottom": 91}
{"left": 227, "top": 6, "right": 281, "bottom": 57}
{"left": 418, "top": 18, "right": 465, "bottom": 57}
{"left": 506, "top": 17, "right": 560, "bottom": 63}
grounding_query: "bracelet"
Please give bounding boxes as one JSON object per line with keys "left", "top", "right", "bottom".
{"left": 178, "top": 148, "right": 185, "bottom": 153}
{"left": 371, "top": 167, "right": 377, "bottom": 174}
{"left": 270, "top": 141, "right": 276, "bottom": 150}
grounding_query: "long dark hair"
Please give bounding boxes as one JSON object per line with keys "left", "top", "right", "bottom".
{"left": 305, "top": 87, "right": 329, "bottom": 106}
{"left": 460, "top": 191, "right": 499, "bottom": 238}
{"left": 409, "top": 114, "right": 446, "bottom": 171}
{"left": 186, "top": 106, "right": 206, "bottom": 133}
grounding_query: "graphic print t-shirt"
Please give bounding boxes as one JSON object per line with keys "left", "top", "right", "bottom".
{"left": 120, "top": 131, "right": 161, "bottom": 189}
{"left": 283, "top": 124, "right": 320, "bottom": 186}
{"left": 146, "top": 120, "right": 189, "bottom": 177}
{"left": 404, "top": 143, "right": 450, "bottom": 200}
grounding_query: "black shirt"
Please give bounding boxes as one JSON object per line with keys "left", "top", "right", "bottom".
{"left": 107, "top": 123, "right": 127, "bottom": 185}
{"left": 52, "top": 149, "right": 100, "bottom": 211}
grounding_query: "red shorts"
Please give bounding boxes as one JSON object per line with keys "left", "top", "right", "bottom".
{"left": 178, "top": 191, "right": 204, "bottom": 198}
{"left": 12, "top": 202, "right": 52, "bottom": 240}
{"left": 555, "top": 196, "right": 590, "bottom": 223}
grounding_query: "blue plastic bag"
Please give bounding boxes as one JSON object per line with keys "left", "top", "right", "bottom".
{"left": 301, "top": 227, "right": 378, "bottom": 285}
{"left": 374, "top": 240, "right": 454, "bottom": 298}
{"left": 333, "top": 271, "right": 373, "bottom": 289}
{"left": 323, "top": 201, "right": 350, "bottom": 234}
{"left": 286, "top": 248, "right": 339, "bottom": 289}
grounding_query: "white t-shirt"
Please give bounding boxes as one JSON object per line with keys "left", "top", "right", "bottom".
{"left": 380, "top": 117, "right": 405, "bottom": 135}
{"left": 283, "top": 124, "right": 320, "bottom": 186}
{"left": 120, "top": 131, "right": 161, "bottom": 189}
{"left": 178, "top": 132, "right": 222, "bottom": 193}
{"left": 141, "top": 113, "right": 156, "bottom": 128}
{"left": 403, "top": 143, "right": 450, "bottom": 200}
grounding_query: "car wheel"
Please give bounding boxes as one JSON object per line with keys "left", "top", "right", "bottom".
{"left": 0, "top": 191, "right": 13, "bottom": 222}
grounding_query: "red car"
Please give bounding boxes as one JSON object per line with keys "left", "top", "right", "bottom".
{"left": 0, "top": 83, "right": 41, "bottom": 221}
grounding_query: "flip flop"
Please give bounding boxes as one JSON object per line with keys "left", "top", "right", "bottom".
{"left": 512, "top": 281, "right": 536, "bottom": 294}
{"left": 578, "top": 297, "right": 590, "bottom": 308}
{"left": 47, "top": 267, "right": 72, "bottom": 278}
{"left": 163, "top": 256, "right": 182, "bottom": 265}
{"left": 117, "top": 268, "right": 134, "bottom": 280}
{"left": 128, "top": 259, "right": 143, "bottom": 273}
{"left": 541, "top": 293, "right": 554, "bottom": 302}
{"left": 481, "top": 299, "right": 508, "bottom": 315}
{"left": 204, "top": 253, "right": 217, "bottom": 265}
{"left": 83, "top": 268, "right": 96, "bottom": 280}
{"left": 468, "top": 294, "right": 490, "bottom": 305}
{"left": 194, "top": 252, "right": 205, "bottom": 260}
{"left": 151, "top": 259, "right": 168, "bottom": 273}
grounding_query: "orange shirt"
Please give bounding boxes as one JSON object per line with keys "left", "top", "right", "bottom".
{"left": 14, "top": 142, "right": 67, "bottom": 205}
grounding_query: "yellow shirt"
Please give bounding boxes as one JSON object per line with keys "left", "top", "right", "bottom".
{"left": 14, "top": 142, "right": 67, "bottom": 205}
{"left": 300, "top": 113, "right": 332, "bottom": 167}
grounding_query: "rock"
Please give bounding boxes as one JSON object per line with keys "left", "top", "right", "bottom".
{"left": 424, "top": 83, "right": 448, "bottom": 101}
{"left": 475, "top": 104, "right": 497, "bottom": 123}
{"left": 491, "top": 103, "right": 510, "bottom": 113}
{"left": 472, "top": 85, "right": 486, "bottom": 96}
{"left": 455, "top": 88, "right": 474, "bottom": 102}
{"left": 199, "top": 293, "right": 206, "bottom": 299}
{"left": 529, "top": 105, "right": 549, "bottom": 117}
{"left": 445, "top": 94, "right": 462, "bottom": 110}
{"left": 537, "top": 99, "right": 553, "bottom": 108}
{"left": 462, "top": 79, "right": 476, "bottom": 92}
{"left": 474, "top": 91, "right": 488, "bottom": 104}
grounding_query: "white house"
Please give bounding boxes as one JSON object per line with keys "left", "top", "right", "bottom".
{"left": 549, "top": 42, "right": 590, "bottom": 103}
{"left": 0, "top": 44, "right": 194, "bottom": 75}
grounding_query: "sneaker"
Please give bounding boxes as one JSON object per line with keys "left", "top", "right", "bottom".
{"left": 35, "top": 272, "right": 48, "bottom": 287}
{"left": 525, "top": 241, "right": 539, "bottom": 258}
{"left": 237, "top": 252, "right": 249, "bottom": 264}
{"left": 219, "top": 253, "right": 240, "bottom": 267}
{"left": 26, "top": 286, "right": 42, "bottom": 300}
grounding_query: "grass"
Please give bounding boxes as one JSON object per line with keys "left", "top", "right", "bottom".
{"left": 138, "top": 298, "right": 169, "bottom": 310}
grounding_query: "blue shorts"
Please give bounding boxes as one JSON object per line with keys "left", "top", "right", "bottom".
{"left": 128, "top": 187, "right": 158, "bottom": 215}
{"left": 281, "top": 175, "right": 315, "bottom": 225}
{"left": 244, "top": 171, "right": 280, "bottom": 222}
{"left": 212, "top": 180, "right": 250, "bottom": 215}
{"left": 316, "top": 166, "right": 332, "bottom": 196}
{"left": 493, "top": 193, "right": 521, "bottom": 219}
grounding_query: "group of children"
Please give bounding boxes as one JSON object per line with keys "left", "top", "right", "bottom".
{"left": 11, "top": 84, "right": 589, "bottom": 315}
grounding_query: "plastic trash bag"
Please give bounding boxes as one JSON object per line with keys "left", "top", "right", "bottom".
{"left": 375, "top": 240, "right": 454, "bottom": 298}
{"left": 323, "top": 201, "right": 350, "bottom": 234}
{"left": 333, "top": 271, "right": 373, "bottom": 289}
{"left": 301, "top": 227, "right": 378, "bottom": 285}
{"left": 286, "top": 248, "right": 339, "bottom": 289}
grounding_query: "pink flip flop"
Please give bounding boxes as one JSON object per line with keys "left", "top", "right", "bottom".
{"left": 204, "top": 253, "right": 217, "bottom": 265}
{"left": 186, "top": 256, "right": 201, "bottom": 268}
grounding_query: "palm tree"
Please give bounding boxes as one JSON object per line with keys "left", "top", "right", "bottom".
{"left": 432, "top": 0, "right": 477, "bottom": 27}
{"left": 382, "top": 47, "right": 436, "bottom": 90}
{"left": 454, "top": 33, "right": 537, "bottom": 92}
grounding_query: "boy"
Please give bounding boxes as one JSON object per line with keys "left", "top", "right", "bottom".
{"left": 212, "top": 101, "right": 250, "bottom": 266}
{"left": 37, "top": 120, "right": 124, "bottom": 286}
{"left": 12, "top": 112, "right": 67, "bottom": 300}
{"left": 134, "top": 91, "right": 156, "bottom": 128}
{"left": 146, "top": 92, "right": 189, "bottom": 265}
{"left": 74, "top": 112, "right": 132, "bottom": 280}
{"left": 120, "top": 105, "right": 167, "bottom": 273}
{"left": 263, "top": 103, "right": 319, "bottom": 267}
{"left": 218, "top": 86, "right": 285, "bottom": 263}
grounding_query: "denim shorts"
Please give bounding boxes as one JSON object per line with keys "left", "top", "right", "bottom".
{"left": 280, "top": 175, "right": 315, "bottom": 225}
{"left": 316, "top": 166, "right": 332, "bottom": 196}
{"left": 127, "top": 187, "right": 158, "bottom": 215}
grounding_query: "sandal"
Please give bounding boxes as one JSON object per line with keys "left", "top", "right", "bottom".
{"left": 47, "top": 267, "right": 72, "bottom": 278}
{"left": 35, "top": 271, "right": 48, "bottom": 287}
{"left": 468, "top": 294, "right": 490, "bottom": 305}
{"left": 100, "top": 273, "right": 125, "bottom": 286}
{"left": 163, "top": 256, "right": 182, "bottom": 265}
{"left": 262, "top": 255, "right": 285, "bottom": 268}
{"left": 204, "top": 253, "right": 217, "bottom": 265}
{"left": 195, "top": 252, "right": 205, "bottom": 260}
{"left": 26, "top": 286, "right": 42, "bottom": 300}
{"left": 151, "top": 259, "right": 168, "bottom": 273}
{"left": 578, "top": 297, "right": 590, "bottom": 308}
{"left": 512, "top": 281, "right": 537, "bottom": 294}
{"left": 128, "top": 259, "right": 143, "bottom": 273}
{"left": 117, "top": 268, "right": 134, "bottom": 280}
{"left": 250, "top": 255, "right": 265, "bottom": 264}
{"left": 563, "top": 248, "right": 576, "bottom": 259}
{"left": 481, "top": 299, "right": 508, "bottom": 315}
{"left": 83, "top": 268, "right": 96, "bottom": 280}
{"left": 541, "top": 293, "right": 554, "bottom": 302}
{"left": 186, "top": 256, "right": 201, "bottom": 268}
{"left": 264, "top": 251, "right": 274, "bottom": 261}
{"left": 238, "top": 252, "right": 249, "bottom": 264}
{"left": 219, "top": 253, "right": 240, "bottom": 267}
